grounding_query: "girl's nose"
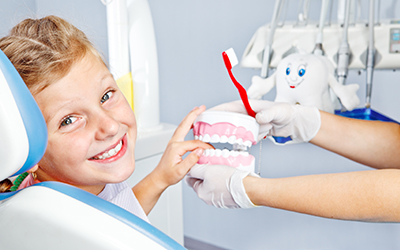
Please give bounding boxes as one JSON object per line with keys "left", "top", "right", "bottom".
{"left": 94, "top": 111, "right": 120, "bottom": 140}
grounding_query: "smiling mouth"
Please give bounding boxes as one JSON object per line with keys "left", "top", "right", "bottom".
{"left": 90, "top": 138, "right": 124, "bottom": 160}
{"left": 286, "top": 78, "right": 304, "bottom": 88}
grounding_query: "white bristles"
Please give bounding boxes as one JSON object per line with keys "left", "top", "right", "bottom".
{"left": 225, "top": 48, "right": 238, "bottom": 67}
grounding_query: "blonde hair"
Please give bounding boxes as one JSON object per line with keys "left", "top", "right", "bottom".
{"left": 0, "top": 15, "right": 105, "bottom": 191}
{"left": 0, "top": 15, "right": 104, "bottom": 95}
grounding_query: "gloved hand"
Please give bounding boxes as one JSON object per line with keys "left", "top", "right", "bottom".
{"left": 185, "top": 164, "right": 258, "bottom": 209}
{"left": 210, "top": 100, "right": 321, "bottom": 144}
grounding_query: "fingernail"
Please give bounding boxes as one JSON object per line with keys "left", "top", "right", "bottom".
{"left": 194, "top": 148, "right": 203, "bottom": 157}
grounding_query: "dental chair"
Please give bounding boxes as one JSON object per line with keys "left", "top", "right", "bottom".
{"left": 0, "top": 50, "right": 185, "bottom": 250}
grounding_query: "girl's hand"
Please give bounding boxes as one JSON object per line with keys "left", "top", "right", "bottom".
{"left": 153, "top": 105, "right": 213, "bottom": 190}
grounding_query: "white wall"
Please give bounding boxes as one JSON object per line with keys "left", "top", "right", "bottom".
{"left": 2, "top": 0, "right": 400, "bottom": 249}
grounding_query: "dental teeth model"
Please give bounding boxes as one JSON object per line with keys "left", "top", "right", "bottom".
{"left": 193, "top": 111, "right": 259, "bottom": 173}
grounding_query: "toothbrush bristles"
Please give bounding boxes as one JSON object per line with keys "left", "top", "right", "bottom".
{"left": 225, "top": 48, "right": 238, "bottom": 68}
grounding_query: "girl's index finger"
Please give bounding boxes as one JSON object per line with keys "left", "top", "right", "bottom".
{"left": 171, "top": 105, "right": 206, "bottom": 142}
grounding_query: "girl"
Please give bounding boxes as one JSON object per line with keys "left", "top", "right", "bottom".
{"left": 0, "top": 15, "right": 212, "bottom": 221}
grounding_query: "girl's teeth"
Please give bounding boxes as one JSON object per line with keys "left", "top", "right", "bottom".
{"left": 93, "top": 140, "right": 122, "bottom": 160}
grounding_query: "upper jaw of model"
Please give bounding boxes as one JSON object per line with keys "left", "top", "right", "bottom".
{"left": 193, "top": 111, "right": 259, "bottom": 173}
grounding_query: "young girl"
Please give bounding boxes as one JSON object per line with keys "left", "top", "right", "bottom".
{"left": 0, "top": 15, "right": 212, "bottom": 221}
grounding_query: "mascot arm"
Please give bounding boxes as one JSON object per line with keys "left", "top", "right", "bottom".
{"left": 328, "top": 74, "right": 360, "bottom": 111}
{"left": 247, "top": 72, "right": 277, "bottom": 99}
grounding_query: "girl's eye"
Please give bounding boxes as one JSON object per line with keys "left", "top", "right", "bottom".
{"left": 60, "top": 116, "right": 77, "bottom": 127}
{"left": 101, "top": 91, "right": 114, "bottom": 104}
{"left": 286, "top": 67, "right": 290, "bottom": 75}
{"left": 298, "top": 67, "right": 306, "bottom": 77}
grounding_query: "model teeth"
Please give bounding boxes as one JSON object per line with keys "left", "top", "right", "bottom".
{"left": 92, "top": 140, "right": 122, "bottom": 160}
{"left": 195, "top": 134, "right": 253, "bottom": 147}
{"left": 203, "top": 149, "right": 250, "bottom": 157}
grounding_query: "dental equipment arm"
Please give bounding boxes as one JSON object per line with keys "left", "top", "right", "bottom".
{"left": 261, "top": 0, "right": 284, "bottom": 78}
{"left": 312, "top": 0, "right": 329, "bottom": 55}
{"left": 133, "top": 106, "right": 213, "bottom": 215}
{"left": 336, "top": 0, "right": 352, "bottom": 88}
{"left": 242, "top": 168, "right": 400, "bottom": 222}
{"left": 365, "top": 0, "right": 375, "bottom": 108}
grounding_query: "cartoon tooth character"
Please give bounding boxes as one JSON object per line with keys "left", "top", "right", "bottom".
{"left": 248, "top": 52, "right": 360, "bottom": 113}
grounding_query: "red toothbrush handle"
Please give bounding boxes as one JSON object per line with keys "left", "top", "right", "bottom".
{"left": 222, "top": 51, "right": 256, "bottom": 118}
{"left": 227, "top": 70, "right": 256, "bottom": 118}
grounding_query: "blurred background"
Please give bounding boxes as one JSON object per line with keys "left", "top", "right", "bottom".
{"left": 1, "top": 1, "right": 400, "bottom": 249}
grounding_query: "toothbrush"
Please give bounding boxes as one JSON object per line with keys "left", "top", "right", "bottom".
{"left": 222, "top": 48, "right": 256, "bottom": 118}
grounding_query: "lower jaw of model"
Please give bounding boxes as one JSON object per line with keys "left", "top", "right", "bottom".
{"left": 193, "top": 111, "right": 259, "bottom": 173}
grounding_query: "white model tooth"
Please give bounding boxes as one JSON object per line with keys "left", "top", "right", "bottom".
{"left": 210, "top": 150, "right": 215, "bottom": 157}
{"left": 244, "top": 141, "right": 252, "bottom": 147}
{"left": 228, "top": 135, "right": 236, "bottom": 144}
{"left": 203, "top": 134, "right": 211, "bottom": 142}
{"left": 220, "top": 135, "right": 228, "bottom": 143}
{"left": 222, "top": 149, "right": 230, "bottom": 158}
{"left": 194, "top": 135, "right": 199, "bottom": 140}
{"left": 204, "top": 149, "right": 210, "bottom": 156}
{"left": 210, "top": 134, "right": 220, "bottom": 143}
{"left": 236, "top": 138, "right": 243, "bottom": 145}
{"left": 240, "top": 151, "right": 249, "bottom": 157}
{"left": 215, "top": 149, "right": 222, "bottom": 157}
{"left": 198, "top": 135, "right": 203, "bottom": 141}
{"left": 231, "top": 151, "right": 239, "bottom": 157}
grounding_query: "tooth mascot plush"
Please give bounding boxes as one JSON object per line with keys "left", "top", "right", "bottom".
{"left": 248, "top": 52, "right": 360, "bottom": 114}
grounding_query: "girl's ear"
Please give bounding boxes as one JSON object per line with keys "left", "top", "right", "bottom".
{"left": 27, "top": 165, "right": 39, "bottom": 174}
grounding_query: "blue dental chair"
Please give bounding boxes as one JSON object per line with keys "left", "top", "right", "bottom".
{"left": 0, "top": 50, "right": 185, "bottom": 250}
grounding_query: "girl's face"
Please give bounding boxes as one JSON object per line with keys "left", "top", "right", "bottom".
{"left": 34, "top": 54, "right": 137, "bottom": 195}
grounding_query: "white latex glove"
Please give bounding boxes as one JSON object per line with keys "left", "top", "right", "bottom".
{"left": 210, "top": 100, "right": 321, "bottom": 143}
{"left": 185, "top": 164, "right": 258, "bottom": 209}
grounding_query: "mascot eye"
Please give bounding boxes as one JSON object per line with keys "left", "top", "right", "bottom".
{"left": 298, "top": 67, "right": 306, "bottom": 77}
{"left": 286, "top": 67, "right": 290, "bottom": 75}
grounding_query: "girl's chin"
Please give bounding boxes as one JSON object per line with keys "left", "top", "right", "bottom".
{"left": 108, "top": 165, "right": 135, "bottom": 183}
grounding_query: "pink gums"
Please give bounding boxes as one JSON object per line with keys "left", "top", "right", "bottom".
{"left": 198, "top": 154, "right": 254, "bottom": 168}
{"left": 193, "top": 122, "right": 256, "bottom": 144}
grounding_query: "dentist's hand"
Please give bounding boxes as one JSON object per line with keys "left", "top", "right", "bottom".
{"left": 210, "top": 100, "right": 321, "bottom": 143}
{"left": 186, "top": 164, "right": 257, "bottom": 209}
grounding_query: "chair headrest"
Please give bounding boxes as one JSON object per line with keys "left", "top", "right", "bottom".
{"left": 0, "top": 49, "right": 47, "bottom": 181}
